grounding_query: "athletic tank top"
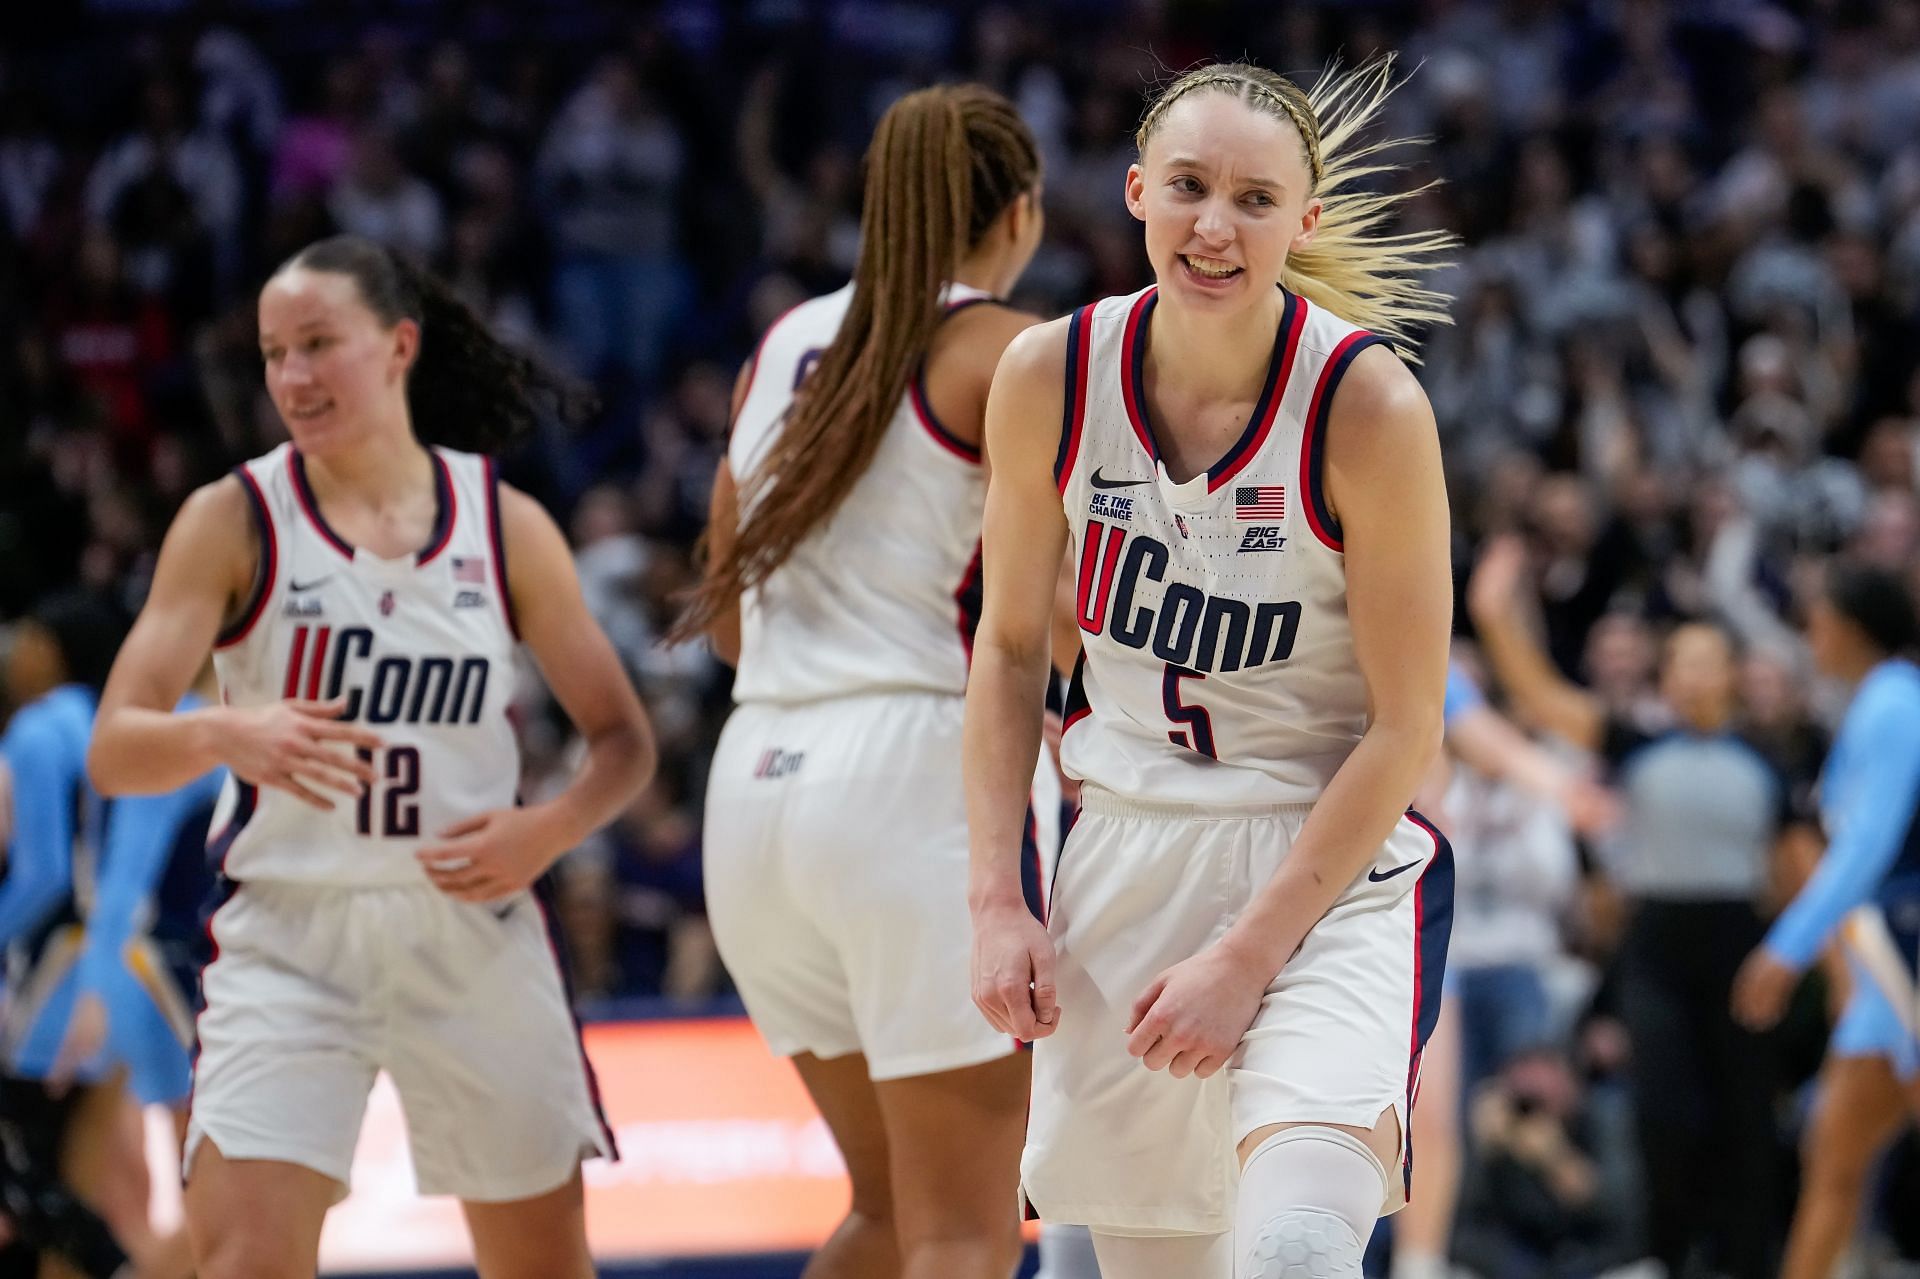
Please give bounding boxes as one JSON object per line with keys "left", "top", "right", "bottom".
{"left": 729, "top": 283, "right": 998, "bottom": 703}
{"left": 208, "top": 443, "right": 520, "bottom": 885}
{"left": 1055, "top": 285, "right": 1387, "bottom": 807}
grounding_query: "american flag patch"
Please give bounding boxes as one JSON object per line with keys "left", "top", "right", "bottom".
{"left": 452, "top": 555, "right": 487, "bottom": 584}
{"left": 1235, "top": 485, "right": 1286, "bottom": 520}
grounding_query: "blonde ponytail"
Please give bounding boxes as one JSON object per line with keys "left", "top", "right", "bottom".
{"left": 1137, "top": 57, "right": 1456, "bottom": 358}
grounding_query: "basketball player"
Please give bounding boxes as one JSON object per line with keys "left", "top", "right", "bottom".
{"left": 964, "top": 61, "right": 1458, "bottom": 1279}
{"left": 678, "top": 85, "right": 1049, "bottom": 1279}
{"left": 1732, "top": 562, "right": 1920, "bottom": 1279}
{"left": 50, "top": 662, "right": 226, "bottom": 1279}
{"left": 0, "top": 592, "right": 154, "bottom": 1278}
{"left": 86, "top": 235, "right": 656, "bottom": 1279}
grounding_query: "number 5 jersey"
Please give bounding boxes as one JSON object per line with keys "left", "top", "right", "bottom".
{"left": 1055, "top": 285, "right": 1389, "bottom": 808}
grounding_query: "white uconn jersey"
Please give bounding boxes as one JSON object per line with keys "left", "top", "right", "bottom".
{"left": 208, "top": 444, "right": 520, "bottom": 885}
{"left": 730, "top": 283, "right": 996, "bottom": 702}
{"left": 1056, "top": 286, "right": 1387, "bottom": 807}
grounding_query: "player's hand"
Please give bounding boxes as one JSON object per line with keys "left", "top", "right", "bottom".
{"left": 1125, "top": 943, "right": 1270, "bottom": 1080}
{"left": 416, "top": 807, "right": 564, "bottom": 903}
{"left": 1466, "top": 533, "right": 1530, "bottom": 622}
{"left": 971, "top": 897, "right": 1059, "bottom": 1040}
{"left": 46, "top": 992, "right": 108, "bottom": 1096}
{"left": 1731, "top": 947, "right": 1799, "bottom": 1031}
{"left": 216, "top": 698, "right": 381, "bottom": 810}
{"left": 1559, "top": 775, "right": 1623, "bottom": 836}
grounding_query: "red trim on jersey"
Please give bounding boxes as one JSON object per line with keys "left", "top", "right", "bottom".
{"left": 415, "top": 452, "right": 458, "bottom": 565}
{"left": 1207, "top": 290, "right": 1308, "bottom": 493}
{"left": 1117, "top": 289, "right": 1160, "bottom": 461}
{"left": 483, "top": 457, "right": 520, "bottom": 639}
{"left": 1298, "top": 330, "right": 1382, "bottom": 553}
{"left": 1053, "top": 305, "right": 1096, "bottom": 494}
{"left": 910, "top": 371, "right": 984, "bottom": 463}
{"left": 282, "top": 627, "right": 308, "bottom": 699}
{"left": 735, "top": 299, "right": 810, "bottom": 426}
{"left": 304, "top": 627, "right": 330, "bottom": 699}
{"left": 215, "top": 467, "right": 278, "bottom": 650}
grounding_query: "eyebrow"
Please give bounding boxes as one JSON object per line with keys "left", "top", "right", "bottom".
{"left": 1161, "top": 156, "right": 1286, "bottom": 189}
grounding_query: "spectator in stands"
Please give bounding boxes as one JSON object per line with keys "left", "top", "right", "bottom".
{"left": 1470, "top": 533, "right": 1793, "bottom": 1279}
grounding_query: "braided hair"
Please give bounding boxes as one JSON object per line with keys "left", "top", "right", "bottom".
{"left": 280, "top": 235, "right": 597, "bottom": 454}
{"left": 1136, "top": 58, "right": 1456, "bottom": 357}
{"left": 678, "top": 83, "right": 1039, "bottom": 635}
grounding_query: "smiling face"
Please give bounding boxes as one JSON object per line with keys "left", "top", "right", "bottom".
{"left": 257, "top": 265, "right": 417, "bottom": 455}
{"left": 1126, "top": 90, "right": 1321, "bottom": 310}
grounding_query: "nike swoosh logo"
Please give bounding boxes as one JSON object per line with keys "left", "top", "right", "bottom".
{"left": 289, "top": 576, "right": 332, "bottom": 592}
{"left": 1090, "top": 467, "right": 1151, "bottom": 490}
{"left": 1368, "top": 861, "right": 1419, "bottom": 883}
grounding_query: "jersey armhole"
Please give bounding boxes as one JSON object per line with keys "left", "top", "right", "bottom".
{"left": 483, "top": 457, "right": 520, "bottom": 641}
{"left": 214, "top": 468, "right": 277, "bottom": 650}
{"left": 910, "top": 297, "right": 1017, "bottom": 464}
{"left": 1052, "top": 305, "right": 1096, "bottom": 494}
{"left": 1299, "top": 332, "right": 1388, "bottom": 552}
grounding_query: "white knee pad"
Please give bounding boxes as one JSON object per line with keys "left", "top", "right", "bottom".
{"left": 1234, "top": 1127, "right": 1389, "bottom": 1279}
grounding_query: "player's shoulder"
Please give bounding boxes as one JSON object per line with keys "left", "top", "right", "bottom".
{"left": 1857, "top": 661, "right": 1920, "bottom": 737}
{"left": 172, "top": 472, "right": 258, "bottom": 541}
{"left": 994, "top": 311, "right": 1076, "bottom": 386}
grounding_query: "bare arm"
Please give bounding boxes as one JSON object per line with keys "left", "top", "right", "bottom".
{"left": 964, "top": 319, "right": 1072, "bottom": 1038}
{"left": 500, "top": 487, "right": 658, "bottom": 852}
{"left": 700, "top": 353, "right": 758, "bottom": 667}
{"left": 1465, "top": 535, "right": 1606, "bottom": 751}
{"left": 419, "top": 487, "right": 657, "bottom": 899}
{"left": 704, "top": 459, "right": 743, "bottom": 666}
{"left": 90, "top": 478, "right": 379, "bottom": 801}
{"left": 1218, "top": 347, "right": 1454, "bottom": 976}
{"left": 1448, "top": 703, "right": 1619, "bottom": 834}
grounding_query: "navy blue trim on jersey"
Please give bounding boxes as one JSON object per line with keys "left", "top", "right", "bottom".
{"left": 484, "top": 457, "right": 519, "bottom": 640}
{"left": 904, "top": 295, "right": 1006, "bottom": 463}
{"left": 415, "top": 452, "right": 458, "bottom": 565}
{"left": 953, "top": 542, "right": 984, "bottom": 666}
{"left": 1053, "top": 305, "right": 1095, "bottom": 492}
{"left": 1301, "top": 333, "right": 1387, "bottom": 552}
{"left": 1062, "top": 651, "right": 1091, "bottom": 732}
{"left": 215, "top": 467, "right": 277, "bottom": 649}
{"left": 288, "top": 449, "right": 455, "bottom": 564}
{"left": 1402, "top": 809, "right": 1456, "bottom": 1200}
{"left": 1207, "top": 289, "right": 1306, "bottom": 493}
{"left": 1020, "top": 805, "right": 1046, "bottom": 924}
{"left": 1119, "top": 290, "right": 1161, "bottom": 462}
{"left": 204, "top": 783, "right": 257, "bottom": 875}
{"left": 1121, "top": 289, "right": 1305, "bottom": 489}
{"left": 534, "top": 876, "right": 620, "bottom": 1160}
{"left": 908, "top": 367, "right": 983, "bottom": 463}
{"left": 187, "top": 871, "right": 243, "bottom": 1120}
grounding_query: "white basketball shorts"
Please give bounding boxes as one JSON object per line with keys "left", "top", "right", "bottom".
{"left": 1022, "top": 790, "right": 1452, "bottom": 1236}
{"left": 187, "top": 879, "right": 615, "bottom": 1202}
{"left": 705, "top": 691, "right": 1059, "bottom": 1081}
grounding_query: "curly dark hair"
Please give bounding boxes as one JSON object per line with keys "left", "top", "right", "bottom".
{"left": 279, "top": 235, "right": 597, "bottom": 454}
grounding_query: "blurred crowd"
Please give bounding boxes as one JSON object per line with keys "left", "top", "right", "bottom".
{"left": 5, "top": 0, "right": 1920, "bottom": 1273}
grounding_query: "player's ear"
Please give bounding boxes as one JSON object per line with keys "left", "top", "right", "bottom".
{"left": 389, "top": 317, "right": 421, "bottom": 381}
{"left": 1290, "top": 197, "right": 1324, "bottom": 254}
{"left": 1125, "top": 163, "right": 1147, "bottom": 223}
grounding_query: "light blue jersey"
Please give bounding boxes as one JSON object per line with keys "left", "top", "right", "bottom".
{"left": 76, "top": 693, "right": 224, "bottom": 1104}
{"left": 1765, "top": 659, "right": 1920, "bottom": 1076}
{"left": 0, "top": 684, "right": 102, "bottom": 1079}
